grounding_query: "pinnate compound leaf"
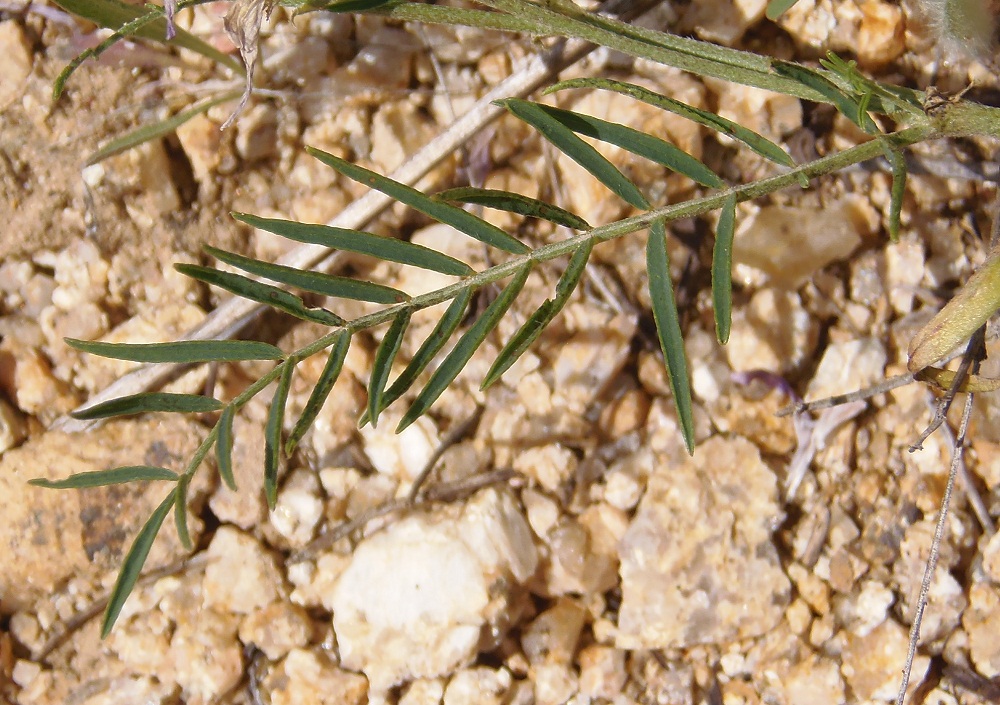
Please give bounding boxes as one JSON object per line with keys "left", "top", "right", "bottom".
{"left": 518, "top": 105, "right": 725, "bottom": 189}
{"left": 287, "top": 332, "right": 351, "bottom": 454}
{"left": 71, "top": 392, "right": 223, "bottom": 420}
{"left": 766, "top": 0, "right": 800, "bottom": 20}
{"left": 369, "top": 310, "right": 412, "bottom": 428}
{"left": 102, "top": 489, "right": 175, "bottom": 637}
{"left": 232, "top": 213, "right": 474, "bottom": 277}
{"left": 712, "top": 194, "right": 737, "bottom": 344}
{"left": 173, "top": 474, "right": 192, "bottom": 551}
{"left": 497, "top": 98, "right": 650, "bottom": 209}
{"left": 646, "top": 219, "right": 695, "bottom": 454}
{"left": 548, "top": 78, "right": 795, "bottom": 168}
{"left": 398, "top": 268, "right": 533, "bottom": 432}
{"left": 216, "top": 406, "right": 237, "bottom": 491}
{"left": 434, "top": 188, "right": 592, "bottom": 230}
{"left": 29, "top": 466, "right": 180, "bottom": 489}
{"left": 176, "top": 263, "right": 344, "bottom": 326}
{"left": 205, "top": 245, "right": 408, "bottom": 304}
{"left": 66, "top": 338, "right": 284, "bottom": 363}
{"left": 265, "top": 360, "right": 295, "bottom": 509}
{"left": 86, "top": 90, "right": 243, "bottom": 165}
{"left": 360, "top": 288, "right": 475, "bottom": 427}
{"left": 307, "top": 147, "right": 529, "bottom": 255}
{"left": 482, "top": 241, "right": 593, "bottom": 389}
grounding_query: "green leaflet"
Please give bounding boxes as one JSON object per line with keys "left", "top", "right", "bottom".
{"left": 216, "top": 406, "right": 237, "bottom": 491}
{"left": 65, "top": 338, "right": 284, "bottom": 363}
{"left": 205, "top": 245, "right": 408, "bottom": 305}
{"left": 517, "top": 104, "right": 726, "bottom": 189}
{"left": 482, "top": 241, "right": 593, "bottom": 389}
{"left": 232, "top": 213, "right": 474, "bottom": 277}
{"left": 398, "top": 268, "right": 533, "bottom": 432}
{"left": 884, "top": 143, "right": 906, "bottom": 242}
{"left": 497, "top": 98, "right": 650, "bottom": 209}
{"left": 102, "top": 489, "right": 176, "bottom": 637}
{"left": 765, "top": 0, "right": 800, "bottom": 20}
{"left": 70, "top": 392, "right": 223, "bottom": 420}
{"left": 434, "top": 187, "right": 592, "bottom": 230}
{"left": 646, "top": 219, "right": 695, "bottom": 453}
{"left": 265, "top": 360, "right": 296, "bottom": 509}
{"left": 307, "top": 147, "right": 530, "bottom": 255}
{"left": 712, "top": 194, "right": 737, "bottom": 344}
{"left": 287, "top": 331, "right": 351, "bottom": 454}
{"left": 173, "top": 474, "right": 192, "bottom": 551}
{"left": 547, "top": 78, "right": 795, "bottom": 168}
{"left": 772, "top": 62, "right": 878, "bottom": 134}
{"left": 86, "top": 90, "right": 243, "bottom": 166}
{"left": 176, "top": 263, "right": 345, "bottom": 326}
{"left": 369, "top": 310, "right": 412, "bottom": 428}
{"left": 360, "top": 288, "right": 475, "bottom": 426}
{"left": 29, "top": 466, "right": 180, "bottom": 489}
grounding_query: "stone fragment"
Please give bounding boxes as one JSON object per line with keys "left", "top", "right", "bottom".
{"left": 841, "top": 620, "right": 928, "bottom": 701}
{"left": 443, "top": 667, "right": 512, "bottom": 705}
{"left": 982, "top": 530, "right": 1000, "bottom": 583}
{"left": 0, "top": 417, "right": 202, "bottom": 611}
{"left": 857, "top": 0, "right": 905, "bottom": 68}
{"left": 964, "top": 583, "right": 1000, "bottom": 678}
{"left": 202, "top": 526, "right": 281, "bottom": 614}
{"left": 168, "top": 607, "right": 243, "bottom": 705}
{"left": 781, "top": 653, "right": 845, "bottom": 704}
{"left": 268, "top": 467, "right": 323, "bottom": 547}
{"left": 724, "top": 289, "right": 816, "bottom": 373}
{"left": 330, "top": 487, "right": 537, "bottom": 691}
{"left": 263, "top": 648, "right": 369, "bottom": 705}
{"left": 522, "top": 598, "right": 586, "bottom": 666}
{"left": 0, "top": 21, "right": 32, "bottom": 109}
{"left": 238, "top": 601, "right": 312, "bottom": 660}
{"left": 680, "top": 0, "right": 767, "bottom": 45}
{"left": 400, "top": 679, "right": 446, "bottom": 705}
{"left": 733, "top": 200, "right": 864, "bottom": 289}
{"left": 805, "top": 338, "right": 887, "bottom": 400}
{"left": 0, "top": 396, "right": 26, "bottom": 454}
{"left": 617, "top": 435, "right": 790, "bottom": 648}
{"left": 360, "top": 408, "right": 440, "bottom": 490}
{"left": 835, "top": 579, "right": 894, "bottom": 636}
{"left": 578, "top": 645, "right": 626, "bottom": 700}
{"left": 235, "top": 103, "right": 279, "bottom": 162}
{"left": 512, "top": 444, "right": 576, "bottom": 494}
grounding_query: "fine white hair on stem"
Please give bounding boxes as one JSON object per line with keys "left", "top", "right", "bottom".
{"left": 915, "top": 0, "right": 998, "bottom": 61}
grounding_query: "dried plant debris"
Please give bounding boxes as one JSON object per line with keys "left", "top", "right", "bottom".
{"left": 222, "top": 0, "right": 275, "bottom": 130}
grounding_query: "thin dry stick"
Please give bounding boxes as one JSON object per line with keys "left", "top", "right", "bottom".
{"left": 51, "top": 0, "right": 661, "bottom": 434}
{"left": 895, "top": 385, "right": 975, "bottom": 705}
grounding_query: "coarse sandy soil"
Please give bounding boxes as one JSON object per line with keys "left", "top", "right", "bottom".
{"left": 2, "top": 0, "right": 1000, "bottom": 704}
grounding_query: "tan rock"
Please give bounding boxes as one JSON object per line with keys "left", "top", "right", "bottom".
{"left": 330, "top": 487, "right": 537, "bottom": 691}
{"left": 238, "top": 601, "right": 312, "bottom": 660}
{"left": 0, "top": 417, "right": 203, "bottom": 611}
{"left": 0, "top": 21, "right": 32, "bottom": 110}
{"left": 964, "top": 583, "right": 1000, "bottom": 678}
{"left": 263, "top": 648, "right": 369, "bottom": 705}
{"left": 202, "top": 526, "right": 281, "bottom": 614}
{"left": 617, "top": 435, "right": 790, "bottom": 648}
{"left": 842, "top": 620, "right": 929, "bottom": 701}
{"left": 443, "top": 667, "right": 512, "bottom": 705}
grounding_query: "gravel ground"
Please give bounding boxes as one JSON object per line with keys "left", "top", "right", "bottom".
{"left": 2, "top": 1, "right": 1000, "bottom": 704}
